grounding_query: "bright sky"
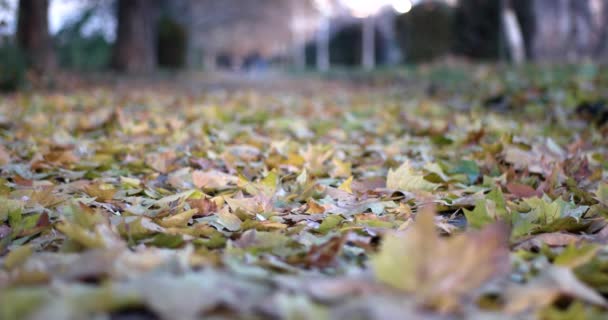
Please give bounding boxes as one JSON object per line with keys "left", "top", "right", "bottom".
{"left": 50, "top": 0, "right": 116, "bottom": 40}
{"left": 0, "top": 0, "right": 453, "bottom": 37}
{"left": 0, "top": 0, "right": 114, "bottom": 39}
{"left": 49, "top": 0, "right": 82, "bottom": 33}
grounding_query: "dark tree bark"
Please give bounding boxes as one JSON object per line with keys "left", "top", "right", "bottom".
{"left": 17, "top": 0, "right": 56, "bottom": 73}
{"left": 112, "top": 0, "right": 157, "bottom": 73}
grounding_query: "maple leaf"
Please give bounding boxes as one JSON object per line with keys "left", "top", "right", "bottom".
{"left": 372, "top": 207, "right": 510, "bottom": 313}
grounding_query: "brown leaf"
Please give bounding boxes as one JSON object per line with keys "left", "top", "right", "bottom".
{"left": 145, "top": 150, "right": 177, "bottom": 173}
{"left": 187, "top": 198, "right": 217, "bottom": 217}
{"left": 514, "top": 232, "right": 582, "bottom": 251}
{"left": 42, "top": 149, "right": 79, "bottom": 167}
{"left": 77, "top": 108, "right": 115, "bottom": 131}
{"left": 305, "top": 199, "right": 326, "bottom": 214}
{"left": 304, "top": 234, "right": 347, "bottom": 268}
{"left": 505, "top": 182, "right": 540, "bottom": 198}
{"left": 13, "top": 175, "right": 33, "bottom": 187}
{"left": 192, "top": 170, "right": 238, "bottom": 190}
{"left": 351, "top": 176, "right": 386, "bottom": 193}
{"left": 563, "top": 156, "right": 592, "bottom": 183}
{"left": 0, "top": 145, "right": 10, "bottom": 165}
{"left": 83, "top": 182, "right": 117, "bottom": 202}
{"left": 505, "top": 267, "right": 608, "bottom": 314}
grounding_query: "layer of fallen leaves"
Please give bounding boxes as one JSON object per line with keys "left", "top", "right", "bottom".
{"left": 1, "top": 65, "right": 608, "bottom": 319}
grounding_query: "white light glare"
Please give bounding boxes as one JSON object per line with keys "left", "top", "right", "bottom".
{"left": 340, "top": 0, "right": 414, "bottom": 18}
{"left": 392, "top": 0, "right": 413, "bottom": 14}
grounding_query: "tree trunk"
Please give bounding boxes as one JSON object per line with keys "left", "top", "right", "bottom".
{"left": 529, "top": 0, "right": 598, "bottom": 62}
{"left": 567, "top": 0, "right": 594, "bottom": 60}
{"left": 594, "top": 1, "right": 608, "bottom": 60}
{"left": 204, "top": 51, "right": 217, "bottom": 71}
{"left": 362, "top": 16, "right": 375, "bottom": 70}
{"left": 501, "top": 0, "right": 525, "bottom": 64}
{"left": 112, "top": 0, "right": 157, "bottom": 73}
{"left": 17, "top": 0, "right": 55, "bottom": 73}
{"left": 316, "top": 18, "right": 330, "bottom": 72}
{"left": 530, "top": 0, "right": 571, "bottom": 61}
{"left": 292, "top": 30, "right": 306, "bottom": 70}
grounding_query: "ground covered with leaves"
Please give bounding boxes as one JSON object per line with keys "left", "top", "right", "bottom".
{"left": 1, "top": 65, "right": 608, "bottom": 319}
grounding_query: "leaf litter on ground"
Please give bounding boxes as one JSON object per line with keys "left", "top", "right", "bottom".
{"left": 1, "top": 64, "right": 608, "bottom": 319}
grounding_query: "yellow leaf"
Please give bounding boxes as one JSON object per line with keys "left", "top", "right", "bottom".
{"left": 371, "top": 207, "right": 509, "bottom": 313}
{"left": 596, "top": 182, "right": 608, "bottom": 206}
{"left": 306, "top": 199, "right": 326, "bottom": 214}
{"left": 83, "top": 183, "right": 116, "bottom": 202}
{"left": 331, "top": 158, "right": 352, "bottom": 178}
{"left": 386, "top": 162, "right": 439, "bottom": 192}
{"left": 56, "top": 221, "right": 105, "bottom": 249}
{"left": 158, "top": 208, "right": 198, "bottom": 228}
{"left": 338, "top": 176, "right": 353, "bottom": 194}
{"left": 4, "top": 245, "right": 33, "bottom": 270}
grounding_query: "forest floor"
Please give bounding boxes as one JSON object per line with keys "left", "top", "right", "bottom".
{"left": 1, "top": 63, "right": 608, "bottom": 319}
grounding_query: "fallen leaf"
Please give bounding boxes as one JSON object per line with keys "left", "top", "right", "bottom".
{"left": 372, "top": 207, "right": 510, "bottom": 313}
{"left": 192, "top": 170, "right": 238, "bottom": 190}
{"left": 514, "top": 232, "right": 582, "bottom": 251}
{"left": 216, "top": 206, "right": 242, "bottom": 231}
{"left": 386, "top": 162, "right": 439, "bottom": 192}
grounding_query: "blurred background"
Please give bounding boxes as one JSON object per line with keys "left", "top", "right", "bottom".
{"left": 1, "top": 0, "right": 608, "bottom": 91}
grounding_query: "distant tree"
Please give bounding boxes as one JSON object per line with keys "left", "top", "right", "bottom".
{"left": 188, "top": 0, "right": 306, "bottom": 69}
{"left": 17, "top": 0, "right": 56, "bottom": 72}
{"left": 112, "top": 0, "right": 158, "bottom": 73}
{"left": 156, "top": 15, "right": 187, "bottom": 69}
{"left": 306, "top": 23, "right": 386, "bottom": 67}
{"left": 395, "top": 2, "right": 454, "bottom": 63}
{"left": 453, "top": 0, "right": 501, "bottom": 60}
{"left": 521, "top": 0, "right": 602, "bottom": 61}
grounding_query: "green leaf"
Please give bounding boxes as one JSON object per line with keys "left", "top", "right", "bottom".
{"left": 554, "top": 244, "right": 599, "bottom": 268}
{"left": 317, "top": 214, "right": 343, "bottom": 234}
{"left": 56, "top": 221, "right": 105, "bottom": 249}
{"left": 464, "top": 199, "right": 495, "bottom": 229}
{"left": 0, "top": 288, "right": 50, "bottom": 320}
{"left": 463, "top": 188, "right": 508, "bottom": 229}
{"left": 151, "top": 233, "right": 185, "bottom": 248}
{"left": 596, "top": 182, "right": 608, "bottom": 206}
{"left": 0, "top": 197, "right": 22, "bottom": 223}
{"left": 4, "top": 244, "right": 33, "bottom": 270}
{"left": 448, "top": 160, "right": 480, "bottom": 184}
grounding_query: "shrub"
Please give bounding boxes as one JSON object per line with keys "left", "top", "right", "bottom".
{"left": 0, "top": 43, "right": 26, "bottom": 92}
{"left": 55, "top": 9, "right": 112, "bottom": 70}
